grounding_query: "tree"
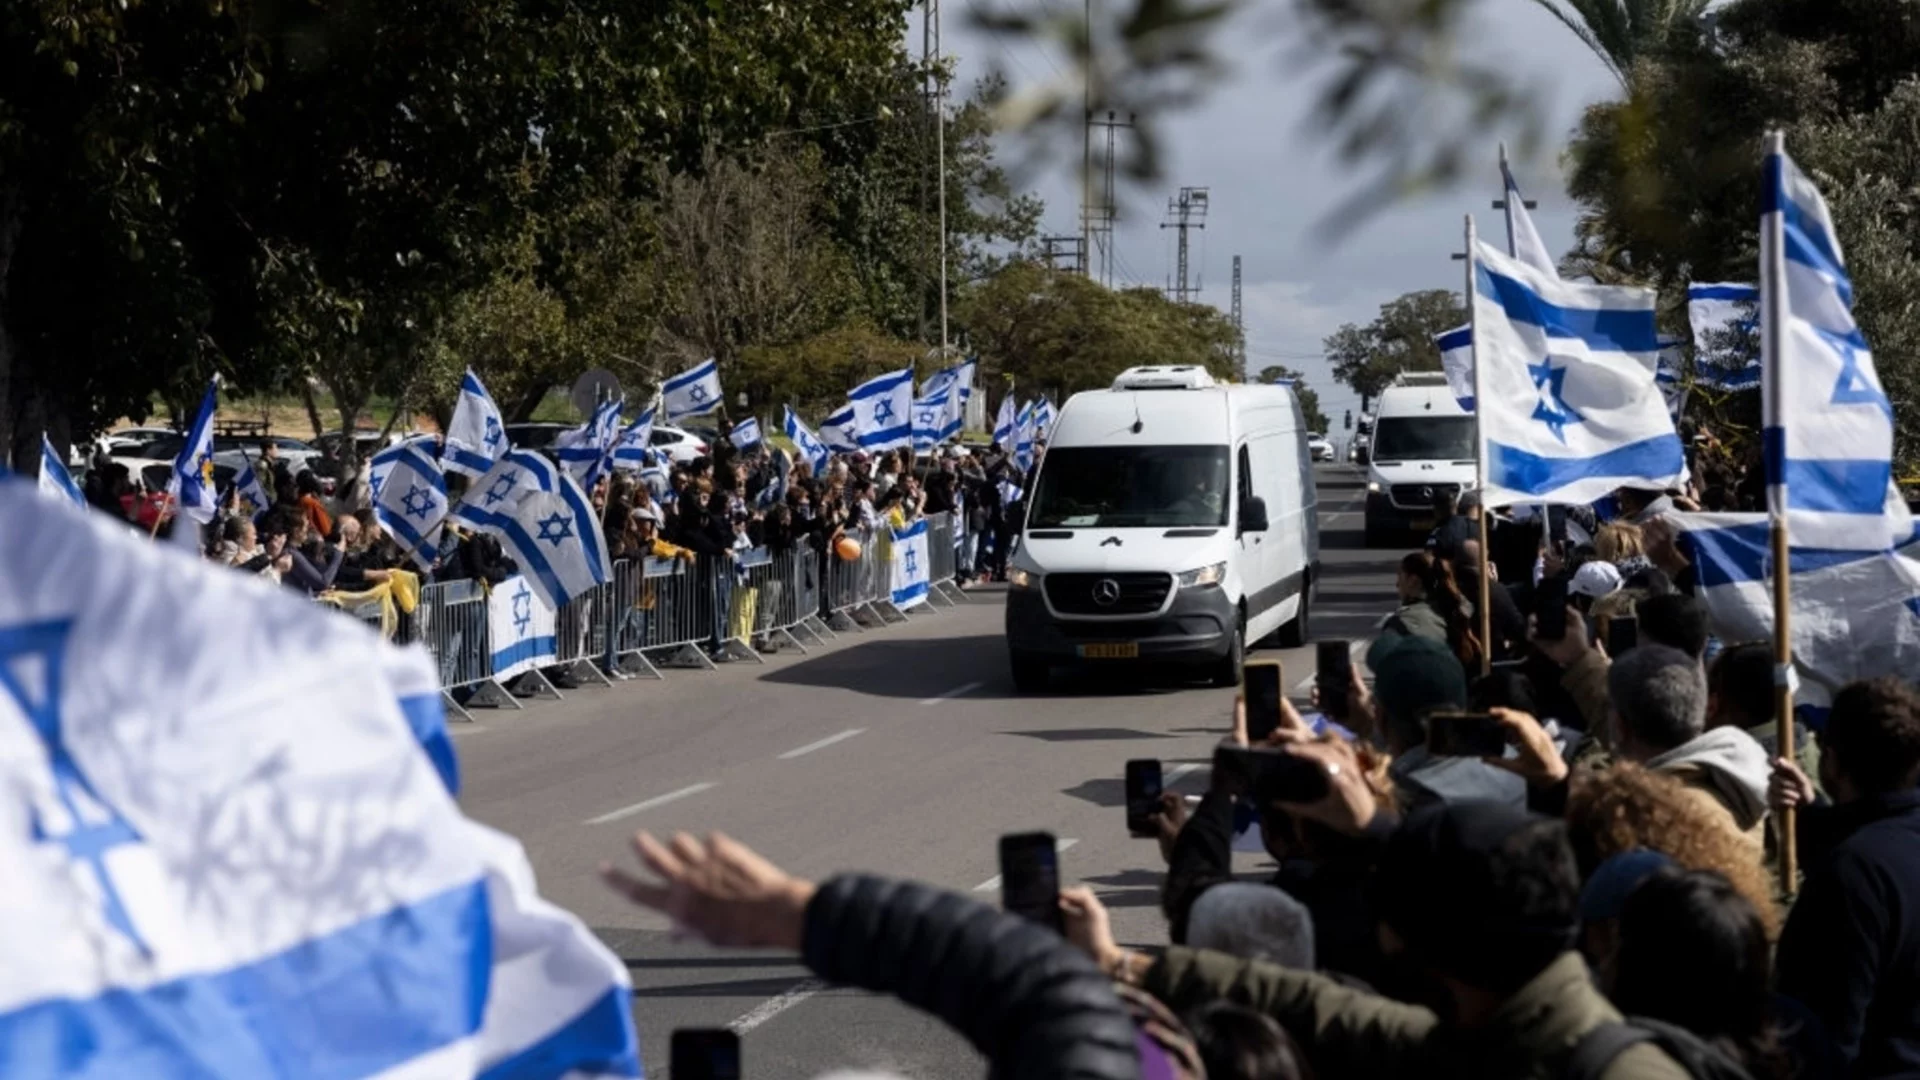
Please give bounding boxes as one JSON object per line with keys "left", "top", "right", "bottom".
{"left": 1322, "top": 290, "right": 1465, "bottom": 407}
{"left": 1530, "top": 0, "right": 1714, "bottom": 85}
{"left": 1257, "top": 366, "right": 1330, "bottom": 433}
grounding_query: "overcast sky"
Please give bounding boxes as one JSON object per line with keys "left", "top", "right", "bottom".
{"left": 910, "top": 1, "right": 1619, "bottom": 428}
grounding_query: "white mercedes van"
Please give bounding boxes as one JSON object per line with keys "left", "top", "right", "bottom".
{"left": 1362, "top": 371, "right": 1478, "bottom": 546}
{"left": 1004, "top": 366, "right": 1320, "bottom": 691}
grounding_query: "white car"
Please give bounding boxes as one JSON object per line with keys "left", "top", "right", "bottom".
{"left": 1307, "top": 433, "right": 1336, "bottom": 462}
{"left": 649, "top": 423, "right": 711, "bottom": 464}
{"left": 210, "top": 434, "right": 328, "bottom": 478}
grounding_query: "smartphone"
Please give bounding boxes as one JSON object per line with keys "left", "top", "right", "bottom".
{"left": 999, "top": 832, "right": 1063, "bottom": 933}
{"left": 1241, "top": 660, "right": 1285, "bottom": 743}
{"left": 1535, "top": 575, "right": 1569, "bottom": 641}
{"left": 1125, "top": 759, "right": 1164, "bottom": 837}
{"left": 1427, "top": 710, "right": 1510, "bottom": 758}
{"left": 1316, "top": 640, "right": 1352, "bottom": 718}
{"left": 1606, "top": 616, "right": 1639, "bottom": 657}
{"left": 671, "top": 1029, "right": 742, "bottom": 1080}
{"left": 1215, "top": 745, "right": 1330, "bottom": 805}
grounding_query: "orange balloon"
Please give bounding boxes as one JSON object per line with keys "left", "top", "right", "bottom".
{"left": 835, "top": 536, "right": 862, "bottom": 562}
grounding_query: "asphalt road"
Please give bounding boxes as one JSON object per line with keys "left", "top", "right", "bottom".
{"left": 453, "top": 463, "right": 1399, "bottom": 1078}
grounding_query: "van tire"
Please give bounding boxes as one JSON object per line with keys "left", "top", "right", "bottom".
{"left": 1010, "top": 650, "right": 1050, "bottom": 693}
{"left": 1278, "top": 576, "right": 1310, "bottom": 648}
{"left": 1210, "top": 615, "right": 1246, "bottom": 688}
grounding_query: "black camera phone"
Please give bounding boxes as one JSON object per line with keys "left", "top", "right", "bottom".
{"left": 671, "top": 1029, "right": 742, "bottom": 1080}
{"left": 1214, "top": 744, "right": 1330, "bottom": 805}
{"left": 1242, "top": 660, "right": 1285, "bottom": 743}
{"left": 1426, "top": 710, "right": 1510, "bottom": 758}
{"left": 1316, "top": 640, "right": 1352, "bottom": 718}
{"left": 999, "top": 832, "right": 1063, "bottom": 933}
{"left": 1535, "top": 575, "right": 1569, "bottom": 642}
{"left": 1125, "top": 759, "right": 1164, "bottom": 837}
{"left": 1606, "top": 616, "right": 1639, "bottom": 657}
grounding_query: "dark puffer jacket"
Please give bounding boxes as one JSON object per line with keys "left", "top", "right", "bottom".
{"left": 803, "top": 874, "right": 1143, "bottom": 1080}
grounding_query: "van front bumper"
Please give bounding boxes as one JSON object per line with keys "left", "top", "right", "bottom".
{"left": 1004, "top": 584, "right": 1235, "bottom": 665}
{"left": 1365, "top": 491, "right": 1436, "bottom": 532}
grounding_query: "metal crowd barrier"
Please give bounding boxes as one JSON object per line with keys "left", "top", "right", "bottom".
{"left": 922, "top": 512, "right": 966, "bottom": 606}
{"left": 416, "top": 578, "right": 515, "bottom": 720}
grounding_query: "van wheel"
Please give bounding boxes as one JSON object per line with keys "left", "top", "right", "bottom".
{"left": 1010, "top": 650, "right": 1049, "bottom": 693}
{"left": 1210, "top": 615, "right": 1246, "bottom": 688}
{"left": 1278, "top": 576, "right": 1310, "bottom": 648}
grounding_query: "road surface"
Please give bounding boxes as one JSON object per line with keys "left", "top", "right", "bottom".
{"left": 453, "top": 463, "right": 1398, "bottom": 1077}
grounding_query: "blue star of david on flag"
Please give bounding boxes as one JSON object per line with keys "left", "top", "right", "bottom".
{"left": 484, "top": 472, "right": 519, "bottom": 507}
{"left": 1827, "top": 329, "right": 1894, "bottom": 420}
{"left": 1, "top": 619, "right": 150, "bottom": 954}
{"left": 370, "top": 473, "right": 385, "bottom": 500}
{"left": 484, "top": 415, "right": 504, "bottom": 450}
{"left": 872, "top": 400, "right": 896, "bottom": 424}
{"left": 1528, "top": 359, "right": 1584, "bottom": 444}
{"left": 916, "top": 409, "right": 936, "bottom": 427}
{"left": 535, "top": 512, "right": 574, "bottom": 546}
{"left": 689, "top": 384, "right": 708, "bottom": 404}
{"left": 401, "top": 483, "right": 436, "bottom": 521}
{"left": 512, "top": 580, "right": 533, "bottom": 635}
{"left": 903, "top": 548, "right": 918, "bottom": 575}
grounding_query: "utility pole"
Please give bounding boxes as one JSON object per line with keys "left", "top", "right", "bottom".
{"left": 1160, "top": 186, "right": 1209, "bottom": 304}
{"left": 1087, "top": 111, "right": 1134, "bottom": 286}
{"left": 1080, "top": 0, "right": 1094, "bottom": 278}
{"left": 1231, "top": 255, "right": 1244, "bottom": 378}
{"left": 1042, "top": 236, "right": 1088, "bottom": 274}
{"left": 928, "top": 0, "right": 949, "bottom": 353}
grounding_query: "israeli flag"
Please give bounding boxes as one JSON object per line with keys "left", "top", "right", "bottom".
{"left": 610, "top": 402, "right": 657, "bottom": 472}
{"left": 890, "top": 517, "right": 931, "bottom": 610}
{"left": 819, "top": 404, "right": 860, "bottom": 454}
{"left": 992, "top": 394, "right": 1017, "bottom": 448}
{"left": 168, "top": 376, "right": 221, "bottom": 525}
{"left": 1761, "top": 141, "right": 1910, "bottom": 551}
{"left": 1688, "top": 283, "right": 1761, "bottom": 391}
{"left": 947, "top": 359, "right": 977, "bottom": 426}
{"left": 1672, "top": 511, "right": 1920, "bottom": 711}
{"left": 756, "top": 447, "right": 793, "bottom": 512}
{"left": 455, "top": 451, "right": 611, "bottom": 609}
{"left": 1033, "top": 398, "right": 1057, "bottom": 438}
{"left": 0, "top": 478, "right": 640, "bottom": 1079}
{"left": 1656, "top": 339, "right": 1690, "bottom": 421}
{"left": 229, "top": 454, "right": 272, "bottom": 522}
{"left": 850, "top": 367, "right": 913, "bottom": 451}
{"left": 662, "top": 358, "right": 723, "bottom": 422}
{"left": 1471, "top": 240, "right": 1683, "bottom": 507}
{"left": 784, "top": 406, "right": 830, "bottom": 473}
{"left": 1013, "top": 400, "right": 1037, "bottom": 472}
{"left": 1435, "top": 325, "right": 1476, "bottom": 411}
{"left": 38, "top": 435, "right": 85, "bottom": 508}
{"left": 912, "top": 386, "right": 956, "bottom": 450}
{"left": 553, "top": 399, "right": 624, "bottom": 490}
{"left": 730, "top": 417, "right": 763, "bottom": 450}
{"left": 445, "top": 368, "right": 509, "bottom": 478}
{"left": 1500, "top": 151, "right": 1558, "bottom": 276}
{"left": 371, "top": 441, "right": 450, "bottom": 570}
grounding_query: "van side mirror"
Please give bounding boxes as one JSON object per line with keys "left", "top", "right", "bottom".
{"left": 1240, "top": 496, "right": 1269, "bottom": 534}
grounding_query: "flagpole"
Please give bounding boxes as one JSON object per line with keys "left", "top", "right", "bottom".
{"left": 1465, "top": 214, "right": 1491, "bottom": 677}
{"left": 1761, "top": 129, "right": 1797, "bottom": 894}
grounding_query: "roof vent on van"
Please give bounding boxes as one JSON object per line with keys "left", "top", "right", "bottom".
{"left": 1111, "top": 366, "right": 1218, "bottom": 391}
{"left": 1391, "top": 371, "right": 1451, "bottom": 388}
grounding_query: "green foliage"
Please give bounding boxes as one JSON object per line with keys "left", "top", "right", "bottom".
{"left": 1530, "top": 0, "right": 1714, "bottom": 84}
{"left": 1257, "top": 366, "right": 1329, "bottom": 433}
{"left": 1321, "top": 290, "right": 1465, "bottom": 407}
{"left": 956, "top": 261, "right": 1241, "bottom": 403}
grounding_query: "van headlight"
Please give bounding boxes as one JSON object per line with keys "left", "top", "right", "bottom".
{"left": 1176, "top": 562, "right": 1227, "bottom": 589}
{"left": 1008, "top": 567, "right": 1037, "bottom": 590}
{"left": 1366, "top": 480, "right": 1382, "bottom": 493}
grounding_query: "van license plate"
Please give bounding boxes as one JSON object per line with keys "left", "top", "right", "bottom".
{"left": 1078, "top": 643, "right": 1139, "bottom": 659}
{"left": 1408, "top": 518, "right": 1434, "bottom": 532}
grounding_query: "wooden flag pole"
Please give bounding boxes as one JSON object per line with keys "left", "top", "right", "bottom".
{"left": 1464, "top": 214, "right": 1492, "bottom": 676}
{"left": 1761, "top": 130, "right": 1797, "bottom": 894}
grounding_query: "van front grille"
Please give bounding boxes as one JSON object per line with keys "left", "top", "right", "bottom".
{"left": 1044, "top": 572, "right": 1173, "bottom": 616}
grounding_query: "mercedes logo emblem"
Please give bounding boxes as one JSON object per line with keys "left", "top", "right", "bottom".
{"left": 1421, "top": 486, "right": 1433, "bottom": 499}
{"left": 1092, "top": 578, "right": 1122, "bottom": 606}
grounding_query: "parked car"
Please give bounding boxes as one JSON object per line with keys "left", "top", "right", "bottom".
{"left": 503, "top": 422, "right": 572, "bottom": 450}
{"left": 210, "top": 434, "right": 327, "bottom": 478}
{"left": 1307, "top": 433, "right": 1336, "bottom": 462}
{"left": 649, "top": 423, "right": 710, "bottom": 464}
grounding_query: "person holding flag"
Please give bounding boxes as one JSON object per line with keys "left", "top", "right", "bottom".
{"left": 37, "top": 434, "right": 86, "bottom": 509}
{"left": 167, "top": 376, "right": 222, "bottom": 531}
{"left": 661, "top": 358, "right": 723, "bottom": 423}
{"left": 444, "top": 368, "right": 509, "bottom": 478}
{"left": 229, "top": 454, "right": 273, "bottom": 522}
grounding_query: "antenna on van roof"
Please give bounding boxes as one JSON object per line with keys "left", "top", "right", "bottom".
{"left": 1130, "top": 397, "right": 1143, "bottom": 435}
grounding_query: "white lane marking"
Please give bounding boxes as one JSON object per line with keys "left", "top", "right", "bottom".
{"left": 777, "top": 728, "right": 866, "bottom": 760}
{"left": 1164, "top": 762, "right": 1202, "bottom": 787}
{"left": 971, "top": 837, "right": 1079, "bottom": 893}
{"left": 583, "top": 782, "right": 717, "bottom": 826}
{"left": 1291, "top": 639, "right": 1370, "bottom": 698}
{"left": 919, "top": 681, "right": 983, "bottom": 705}
{"left": 728, "top": 978, "right": 827, "bottom": 1035}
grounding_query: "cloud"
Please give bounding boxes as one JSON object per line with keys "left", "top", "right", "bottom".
{"left": 1239, "top": 280, "right": 1377, "bottom": 409}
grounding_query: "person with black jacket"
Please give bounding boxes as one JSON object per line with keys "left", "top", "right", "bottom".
{"left": 600, "top": 831, "right": 1149, "bottom": 1080}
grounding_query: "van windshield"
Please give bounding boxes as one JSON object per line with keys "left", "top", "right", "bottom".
{"left": 1028, "top": 445, "right": 1230, "bottom": 528}
{"left": 1371, "top": 416, "right": 1477, "bottom": 461}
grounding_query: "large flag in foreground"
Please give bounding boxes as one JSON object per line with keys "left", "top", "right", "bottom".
{"left": 1471, "top": 240, "right": 1683, "bottom": 506}
{"left": 1762, "top": 143, "right": 1910, "bottom": 551}
{"left": 662, "top": 359, "right": 722, "bottom": 422}
{"left": 0, "top": 479, "right": 640, "bottom": 1078}
{"left": 455, "top": 451, "right": 611, "bottom": 610}
{"left": 168, "top": 377, "right": 222, "bottom": 525}
{"left": 38, "top": 436, "right": 85, "bottom": 508}
{"left": 445, "top": 369, "right": 510, "bottom": 478}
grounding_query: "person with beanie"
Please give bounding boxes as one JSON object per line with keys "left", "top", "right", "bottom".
{"left": 1077, "top": 802, "right": 1689, "bottom": 1078}
{"left": 1185, "top": 883, "right": 1316, "bottom": 970}
{"left": 1362, "top": 634, "right": 1527, "bottom": 809}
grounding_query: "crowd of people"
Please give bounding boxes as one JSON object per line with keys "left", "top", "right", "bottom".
{"left": 593, "top": 457, "right": 1919, "bottom": 1080}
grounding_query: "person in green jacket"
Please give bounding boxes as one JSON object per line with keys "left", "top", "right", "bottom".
{"left": 1066, "top": 784, "right": 1691, "bottom": 1080}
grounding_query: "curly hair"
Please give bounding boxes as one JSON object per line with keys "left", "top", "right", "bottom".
{"left": 1565, "top": 762, "right": 1780, "bottom": 938}
{"left": 1596, "top": 522, "right": 1645, "bottom": 565}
